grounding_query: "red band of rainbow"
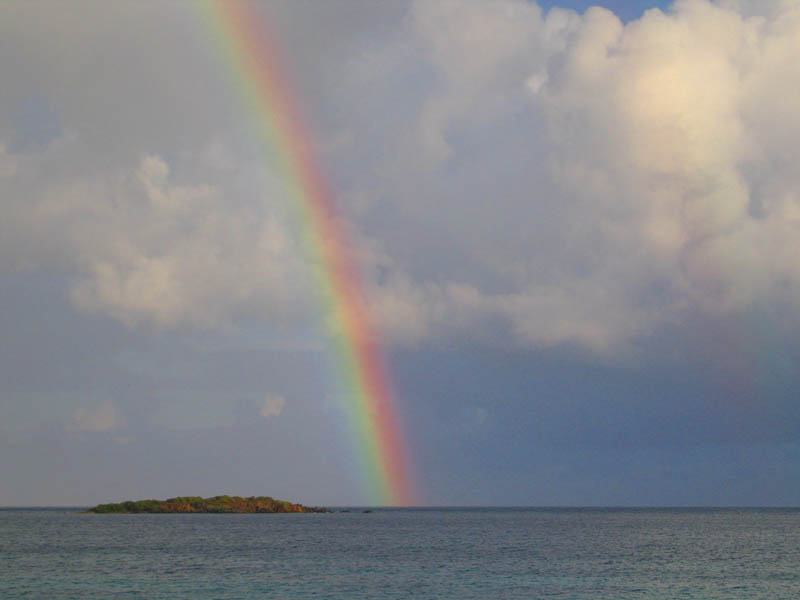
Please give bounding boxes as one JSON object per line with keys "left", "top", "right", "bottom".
{"left": 202, "top": 0, "right": 415, "bottom": 506}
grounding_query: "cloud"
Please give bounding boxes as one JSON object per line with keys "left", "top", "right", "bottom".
{"left": 73, "top": 401, "right": 124, "bottom": 432}
{"left": 3, "top": 0, "right": 800, "bottom": 508}
{"left": 1, "top": 144, "right": 314, "bottom": 329}
{"left": 0, "top": 143, "right": 16, "bottom": 178}
{"left": 260, "top": 394, "right": 287, "bottom": 418}
{"left": 150, "top": 391, "right": 238, "bottom": 430}
{"left": 3, "top": 0, "right": 800, "bottom": 358}
{"left": 341, "top": 0, "right": 800, "bottom": 352}
{"left": 66, "top": 154, "right": 309, "bottom": 328}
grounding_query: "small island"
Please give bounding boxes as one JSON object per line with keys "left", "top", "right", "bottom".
{"left": 87, "top": 495, "right": 326, "bottom": 514}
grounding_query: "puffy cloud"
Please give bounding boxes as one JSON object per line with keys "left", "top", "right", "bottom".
{"left": 73, "top": 401, "right": 123, "bottom": 432}
{"left": 1, "top": 142, "right": 312, "bottom": 329}
{"left": 342, "top": 0, "right": 800, "bottom": 351}
{"left": 66, "top": 154, "right": 309, "bottom": 328}
{"left": 0, "top": 143, "right": 16, "bottom": 178}
{"left": 260, "top": 394, "right": 287, "bottom": 418}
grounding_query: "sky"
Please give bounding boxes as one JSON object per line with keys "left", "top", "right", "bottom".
{"left": 2, "top": 0, "right": 800, "bottom": 507}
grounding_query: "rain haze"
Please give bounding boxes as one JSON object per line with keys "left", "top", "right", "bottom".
{"left": 2, "top": 0, "right": 800, "bottom": 507}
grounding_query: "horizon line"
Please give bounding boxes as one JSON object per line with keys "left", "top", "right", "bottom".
{"left": 4, "top": 504, "right": 800, "bottom": 510}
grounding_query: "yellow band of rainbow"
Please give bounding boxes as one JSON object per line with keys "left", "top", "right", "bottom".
{"left": 201, "top": 0, "right": 415, "bottom": 506}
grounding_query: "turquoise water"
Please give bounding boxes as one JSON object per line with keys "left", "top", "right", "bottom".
{"left": 1, "top": 508, "right": 799, "bottom": 598}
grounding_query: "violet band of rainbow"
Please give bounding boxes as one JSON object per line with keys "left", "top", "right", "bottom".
{"left": 201, "top": 0, "right": 415, "bottom": 506}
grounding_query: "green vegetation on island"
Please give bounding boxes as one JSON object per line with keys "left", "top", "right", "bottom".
{"left": 87, "top": 495, "right": 326, "bottom": 514}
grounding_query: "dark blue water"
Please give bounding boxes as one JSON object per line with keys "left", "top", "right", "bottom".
{"left": 2, "top": 508, "right": 799, "bottom": 598}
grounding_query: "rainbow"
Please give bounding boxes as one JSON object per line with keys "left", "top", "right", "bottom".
{"left": 200, "top": 1, "right": 414, "bottom": 505}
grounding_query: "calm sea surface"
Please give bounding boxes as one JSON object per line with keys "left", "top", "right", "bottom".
{"left": 1, "top": 508, "right": 799, "bottom": 598}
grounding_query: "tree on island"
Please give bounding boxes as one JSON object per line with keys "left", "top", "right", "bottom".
{"left": 87, "top": 495, "right": 326, "bottom": 513}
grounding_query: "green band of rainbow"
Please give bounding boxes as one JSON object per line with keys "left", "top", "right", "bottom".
{"left": 201, "top": 0, "right": 414, "bottom": 506}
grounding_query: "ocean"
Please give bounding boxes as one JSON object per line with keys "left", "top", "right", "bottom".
{"left": 1, "top": 507, "right": 798, "bottom": 598}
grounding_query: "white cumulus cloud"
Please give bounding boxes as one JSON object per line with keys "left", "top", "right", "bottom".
{"left": 344, "top": 0, "right": 800, "bottom": 351}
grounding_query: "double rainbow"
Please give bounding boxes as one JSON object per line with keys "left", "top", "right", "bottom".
{"left": 202, "top": 1, "right": 414, "bottom": 506}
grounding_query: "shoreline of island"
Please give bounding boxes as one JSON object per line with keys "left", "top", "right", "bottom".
{"left": 86, "top": 495, "right": 327, "bottom": 514}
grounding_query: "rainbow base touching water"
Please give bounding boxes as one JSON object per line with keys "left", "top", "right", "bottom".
{"left": 202, "top": 0, "right": 414, "bottom": 505}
